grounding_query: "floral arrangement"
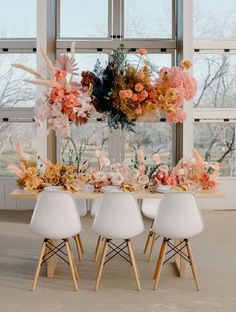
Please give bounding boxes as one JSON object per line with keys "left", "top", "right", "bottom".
{"left": 7, "top": 143, "right": 81, "bottom": 192}
{"left": 171, "top": 149, "right": 220, "bottom": 191}
{"left": 12, "top": 44, "right": 93, "bottom": 137}
{"left": 7, "top": 142, "right": 43, "bottom": 190}
{"left": 81, "top": 45, "right": 197, "bottom": 130}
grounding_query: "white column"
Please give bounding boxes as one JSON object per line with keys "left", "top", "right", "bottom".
{"left": 176, "top": 0, "right": 193, "bottom": 160}
{"left": 36, "top": 0, "right": 57, "bottom": 162}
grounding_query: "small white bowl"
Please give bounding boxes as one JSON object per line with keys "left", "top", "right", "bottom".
{"left": 157, "top": 185, "right": 171, "bottom": 193}
{"left": 44, "top": 186, "right": 62, "bottom": 191}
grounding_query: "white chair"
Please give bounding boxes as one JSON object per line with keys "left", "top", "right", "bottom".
{"left": 90, "top": 197, "right": 104, "bottom": 261}
{"left": 152, "top": 192, "right": 203, "bottom": 290}
{"left": 141, "top": 199, "right": 161, "bottom": 261}
{"left": 29, "top": 191, "right": 82, "bottom": 291}
{"left": 92, "top": 192, "right": 145, "bottom": 290}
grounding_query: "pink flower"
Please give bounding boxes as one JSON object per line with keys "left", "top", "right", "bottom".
{"left": 95, "top": 171, "right": 107, "bottom": 181}
{"left": 135, "top": 83, "right": 144, "bottom": 92}
{"left": 138, "top": 174, "right": 149, "bottom": 185}
{"left": 112, "top": 172, "right": 125, "bottom": 186}
{"left": 182, "top": 73, "right": 197, "bottom": 100}
{"left": 152, "top": 153, "right": 160, "bottom": 164}
{"left": 126, "top": 89, "right": 133, "bottom": 98}
{"left": 166, "top": 108, "right": 186, "bottom": 123}
{"left": 138, "top": 48, "right": 147, "bottom": 56}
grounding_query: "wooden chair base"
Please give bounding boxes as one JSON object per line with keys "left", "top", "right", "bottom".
{"left": 95, "top": 238, "right": 141, "bottom": 291}
{"left": 153, "top": 237, "right": 200, "bottom": 290}
{"left": 32, "top": 238, "right": 79, "bottom": 291}
{"left": 143, "top": 220, "right": 160, "bottom": 262}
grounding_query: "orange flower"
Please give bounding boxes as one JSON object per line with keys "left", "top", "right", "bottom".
{"left": 50, "top": 87, "right": 64, "bottom": 103}
{"left": 180, "top": 60, "right": 192, "bottom": 70}
{"left": 135, "top": 83, "right": 144, "bottom": 92}
{"left": 136, "top": 71, "right": 145, "bottom": 80}
{"left": 24, "top": 176, "right": 40, "bottom": 190}
{"left": 119, "top": 90, "right": 128, "bottom": 99}
{"left": 138, "top": 48, "right": 147, "bottom": 56}
{"left": 139, "top": 90, "right": 148, "bottom": 101}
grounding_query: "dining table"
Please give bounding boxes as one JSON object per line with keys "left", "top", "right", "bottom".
{"left": 10, "top": 188, "right": 225, "bottom": 279}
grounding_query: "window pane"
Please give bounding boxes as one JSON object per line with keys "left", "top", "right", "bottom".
{"left": 126, "top": 53, "right": 172, "bottom": 80}
{"left": 0, "top": 123, "right": 36, "bottom": 176}
{"left": 60, "top": 0, "right": 108, "bottom": 38}
{"left": 193, "top": 54, "right": 236, "bottom": 108}
{"left": 0, "top": 0, "right": 36, "bottom": 38}
{"left": 124, "top": 0, "right": 172, "bottom": 38}
{"left": 0, "top": 54, "right": 36, "bottom": 108}
{"left": 194, "top": 0, "right": 236, "bottom": 40}
{"left": 60, "top": 123, "right": 109, "bottom": 166}
{"left": 124, "top": 123, "right": 172, "bottom": 166}
{"left": 75, "top": 53, "right": 108, "bottom": 73}
{"left": 194, "top": 123, "right": 235, "bottom": 177}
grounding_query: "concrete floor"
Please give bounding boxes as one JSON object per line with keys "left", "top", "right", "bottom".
{"left": 0, "top": 210, "right": 235, "bottom": 312}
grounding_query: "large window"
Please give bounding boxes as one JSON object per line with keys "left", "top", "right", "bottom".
{"left": 193, "top": 0, "right": 236, "bottom": 177}
{"left": 57, "top": 0, "right": 176, "bottom": 165}
{"left": 0, "top": 0, "right": 36, "bottom": 176}
{"left": 0, "top": 0, "right": 36, "bottom": 38}
{"left": 0, "top": 122, "right": 36, "bottom": 176}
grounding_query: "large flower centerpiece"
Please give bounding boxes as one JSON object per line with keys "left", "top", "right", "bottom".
{"left": 12, "top": 44, "right": 93, "bottom": 137}
{"left": 81, "top": 45, "right": 197, "bottom": 130}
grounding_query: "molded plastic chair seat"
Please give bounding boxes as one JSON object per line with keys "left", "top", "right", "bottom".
{"left": 75, "top": 198, "right": 87, "bottom": 217}
{"left": 141, "top": 199, "right": 161, "bottom": 220}
{"left": 91, "top": 198, "right": 103, "bottom": 218}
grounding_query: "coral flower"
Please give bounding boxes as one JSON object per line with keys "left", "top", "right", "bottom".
{"left": 119, "top": 90, "right": 128, "bottom": 99}
{"left": 131, "top": 93, "right": 138, "bottom": 102}
{"left": 135, "top": 83, "right": 144, "bottom": 92}
{"left": 138, "top": 48, "right": 147, "bottom": 56}
{"left": 55, "top": 69, "right": 67, "bottom": 81}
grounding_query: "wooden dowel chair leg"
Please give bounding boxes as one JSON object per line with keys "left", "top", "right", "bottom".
{"left": 143, "top": 230, "right": 152, "bottom": 255}
{"left": 127, "top": 240, "right": 142, "bottom": 291}
{"left": 186, "top": 240, "right": 200, "bottom": 291}
{"left": 74, "top": 235, "right": 83, "bottom": 262}
{"left": 77, "top": 234, "right": 84, "bottom": 254}
{"left": 68, "top": 240, "right": 79, "bottom": 281}
{"left": 95, "top": 239, "right": 108, "bottom": 290}
{"left": 94, "top": 235, "right": 102, "bottom": 262}
{"left": 148, "top": 233, "right": 156, "bottom": 262}
{"left": 65, "top": 239, "right": 78, "bottom": 291}
{"left": 32, "top": 241, "right": 47, "bottom": 291}
{"left": 153, "top": 237, "right": 168, "bottom": 290}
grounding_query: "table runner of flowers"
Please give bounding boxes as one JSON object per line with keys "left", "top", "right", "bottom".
{"left": 7, "top": 142, "right": 219, "bottom": 193}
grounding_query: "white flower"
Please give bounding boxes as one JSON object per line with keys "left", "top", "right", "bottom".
{"left": 152, "top": 153, "right": 160, "bottom": 164}
{"left": 95, "top": 171, "right": 107, "bottom": 181}
{"left": 101, "top": 157, "right": 110, "bottom": 167}
{"left": 138, "top": 174, "right": 149, "bottom": 185}
{"left": 112, "top": 172, "right": 125, "bottom": 186}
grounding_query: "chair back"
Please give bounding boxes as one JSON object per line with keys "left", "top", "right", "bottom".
{"left": 30, "top": 191, "right": 82, "bottom": 239}
{"left": 91, "top": 197, "right": 103, "bottom": 217}
{"left": 141, "top": 198, "right": 161, "bottom": 220}
{"left": 92, "top": 192, "right": 144, "bottom": 239}
{"left": 152, "top": 192, "right": 203, "bottom": 239}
